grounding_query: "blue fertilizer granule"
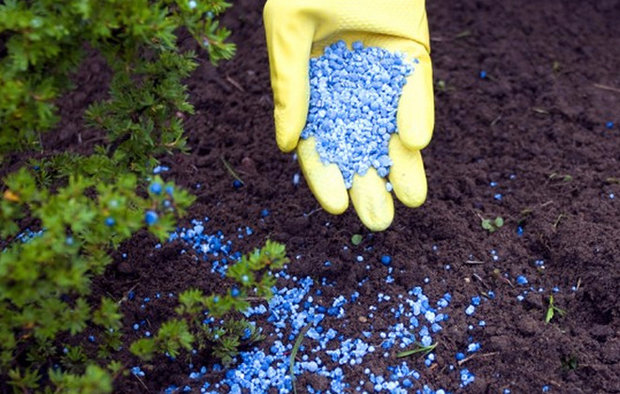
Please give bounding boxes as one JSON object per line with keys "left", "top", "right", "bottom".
{"left": 108, "top": 212, "right": 495, "bottom": 393}
{"left": 301, "top": 40, "right": 413, "bottom": 188}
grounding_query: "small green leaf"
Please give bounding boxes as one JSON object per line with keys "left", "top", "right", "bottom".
{"left": 130, "top": 338, "right": 156, "bottom": 361}
{"left": 154, "top": 319, "right": 194, "bottom": 359}
{"left": 290, "top": 324, "right": 311, "bottom": 394}
{"left": 8, "top": 368, "right": 41, "bottom": 390}
{"left": 396, "top": 342, "right": 437, "bottom": 358}
{"left": 481, "top": 216, "right": 504, "bottom": 233}
{"left": 92, "top": 297, "right": 122, "bottom": 330}
{"left": 107, "top": 361, "right": 123, "bottom": 375}
{"left": 351, "top": 234, "right": 363, "bottom": 246}
{"left": 545, "top": 307, "right": 554, "bottom": 324}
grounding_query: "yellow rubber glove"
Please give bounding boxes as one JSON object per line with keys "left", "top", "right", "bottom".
{"left": 264, "top": 0, "right": 434, "bottom": 231}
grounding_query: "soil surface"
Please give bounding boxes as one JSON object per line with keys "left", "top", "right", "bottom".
{"left": 6, "top": 0, "right": 620, "bottom": 393}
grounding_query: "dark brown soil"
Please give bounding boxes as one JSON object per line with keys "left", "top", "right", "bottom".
{"left": 6, "top": 0, "right": 620, "bottom": 393}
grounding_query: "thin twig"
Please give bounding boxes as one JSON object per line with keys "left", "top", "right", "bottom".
{"left": 465, "top": 260, "right": 485, "bottom": 265}
{"left": 118, "top": 283, "right": 139, "bottom": 305}
{"left": 457, "top": 351, "right": 499, "bottom": 366}
{"left": 549, "top": 379, "right": 563, "bottom": 388}
{"left": 455, "top": 30, "right": 472, "bottom": 39}
{"left": 244, "top": 297, "right": 267, "bottom": 302}
{"left": 133, "top": 374, "right": 150, "bottom": 392}
{"left": 490, "top": 115, "right": 502, "bottom": 126}
{"left": 226, "top": 75, "right": 246, "bottom": 92}
{"left": 304, "top": 207, "right": 322, "bottom": 217}
{"left": 431, "top": 30, "right": 471, "bottom": 42}
{"left": 593, "top": 83, "right": 620, "bottom": 94}
{"left": 552, "top": 214, "right": 566, "bottom": 231}
{"left": 494, "top": 271, "right": 515, "bottom": 289}
{"left": 473, "top": 273, "right": 490, "bottom": 289}
{"left": 220, "top": 156, "right": 245, "bottom": 184}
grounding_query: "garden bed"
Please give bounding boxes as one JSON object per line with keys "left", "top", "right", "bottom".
{"left": 5, "top": 0, "right": 619, "bottom": 392}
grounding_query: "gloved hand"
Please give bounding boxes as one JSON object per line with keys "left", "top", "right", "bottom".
{"left": 263, "top": 0, "right": 434, "bottom": 231}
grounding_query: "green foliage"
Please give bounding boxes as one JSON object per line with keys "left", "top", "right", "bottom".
{"left": 396, "top": 342, "right": 438, "bottom": 358}
{"left": 545, "top": 295, "right": 566, "bottom": 324}
{"left": 225, "top": 240, "right": 289, "bottom": 302}
{"left": 61, "top": 345, "right": 88, "bottom": 374}
{"left": 92, "top": 298, "right": 123, "bottom": 331}
{"left": 97, "top": 329, "right": 123, "bottom": 359}
{"left": 481, "top": 216, "right": 504, "bottom": 233}
{"left": 0, "top": 172, "right": 194, "bottom": 375}
{"left": 48, "top": 364, "right": 113, "bottom": 393}
{"left": 7, "top": 368, "right": 41, "bottom": 392}
{"left": 0, "top": 0, "right": 234, "bottom": 156}
{"left": 106, "top": 360, "right": 125, "bottom": 377}
{"left": 290, "top": 325, "right": 311, "bottom": 394}
{"left": 131, "top": 241, "right": 289, "bottom": 366}
{"left": 561, "top": 354, "right": 579, "bottom": 371}
{"left": 549, "top": 172, "right": 573, "bottom": 182}
{"left": 130, "top": 319, "right": 194, "bottom": 361}
{"left": 0, "top": 0, "right": 234, "bottom": 390}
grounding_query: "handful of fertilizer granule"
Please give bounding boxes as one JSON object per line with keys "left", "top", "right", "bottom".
{"left": 301, "top": 40, "right": 413, "bottom": 189}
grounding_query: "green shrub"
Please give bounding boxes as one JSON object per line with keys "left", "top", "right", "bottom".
{"left": 0, "top": 0, "right": 234, "bottom": 391}
{"left": 131, "top": 240, "right": 289, "bottom": 366}
{"left": 0, "top": 0, "right": 234, "bottom": 159}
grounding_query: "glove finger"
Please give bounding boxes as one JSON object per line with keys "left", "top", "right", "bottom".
{"left": 395, "top": 42, "right": 434, "bottom": 151}
{"left": 297, "top": 137, "right": 349, "bottom": 214}
{"left": 263, "top": 0, "right": 314, "bottom": 152}
{"left": 350, "top": 168, "right": 394, "bottom": 231}
{"left": 388, "top": 134, "right": 427, "bottom": 207}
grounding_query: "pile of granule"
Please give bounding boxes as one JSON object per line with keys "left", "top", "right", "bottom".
{"left": 301, "top": 40, "right": 413, "bottom": 188}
